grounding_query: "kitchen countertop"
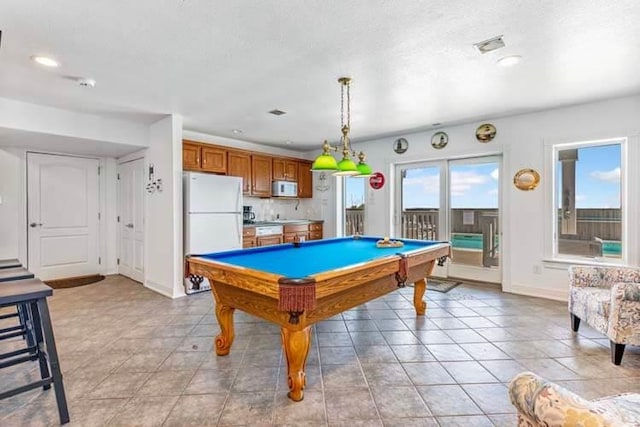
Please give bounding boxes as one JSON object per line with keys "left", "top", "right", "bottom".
{"left": 244, "top": 220, "right": 323, "bottom": 227}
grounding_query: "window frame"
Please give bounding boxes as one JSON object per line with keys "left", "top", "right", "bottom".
{"left": 544, "top": 137, "right": 629, "bottom": 265}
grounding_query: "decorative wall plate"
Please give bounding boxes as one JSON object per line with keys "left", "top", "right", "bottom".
{"left": 476, "top": 123, "right": 497, "bottom": 142}
{"left": 513, "top": 168, "right": 540, "bottom": 191}
{"left": 431, "top": 131, "right": 448, "bottom": 149}
{"left": 393, "top": 138, "right": 408, "bottom": 154}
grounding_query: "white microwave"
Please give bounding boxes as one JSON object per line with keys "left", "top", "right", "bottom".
{"left": 272, "top": 181, "right": 298, "bottom": 197}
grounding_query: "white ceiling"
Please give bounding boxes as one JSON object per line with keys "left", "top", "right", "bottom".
{"left": 1, "top": 0, "right": 639, "bottom": 150}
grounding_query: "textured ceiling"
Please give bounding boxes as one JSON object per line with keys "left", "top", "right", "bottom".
{"left": 1, "top": 0, "right": 639, "bottom": 149}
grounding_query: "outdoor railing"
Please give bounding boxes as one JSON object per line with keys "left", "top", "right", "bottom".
{"left": 345, "top": 209, "right": 365, "bottom": 235}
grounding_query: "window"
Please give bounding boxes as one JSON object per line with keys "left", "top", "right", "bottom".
{"left": 553, "top": 140, "right": 623, "bottom": 261}
{"left": 344, "top": 178, "right": 365, "bottom": 235}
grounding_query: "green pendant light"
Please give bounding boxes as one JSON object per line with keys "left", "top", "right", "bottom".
{"left": 311, "top": 140, "right": 339, "bottom": 171}
{"left": 311, "top": 77, "right": 371, "bottom": 177}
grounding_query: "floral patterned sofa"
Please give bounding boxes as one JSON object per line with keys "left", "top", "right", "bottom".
{"left": 569, "top": 265, "right": 640, "bottom": 365}
{"left": 509, "top": 371, "right": 640, "bottom": 426}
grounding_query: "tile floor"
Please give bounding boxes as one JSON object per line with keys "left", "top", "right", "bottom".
{"left": 1, "top": 275, "right": 639, "bottom": 426}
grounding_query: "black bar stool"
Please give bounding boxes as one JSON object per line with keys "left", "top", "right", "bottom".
{"left": 0, "top": 267, "right": 36, "bottom": 350}
{"left": 0, "top": 279, "right": 69, "bottom": 424}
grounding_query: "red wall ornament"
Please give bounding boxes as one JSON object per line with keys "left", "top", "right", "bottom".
{"left": 369, "top": 172, "right": 385, "bottom": 190}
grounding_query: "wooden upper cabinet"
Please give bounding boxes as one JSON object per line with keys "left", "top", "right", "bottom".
{"left": 251, "top": 154, "right": 272, "bottom": 197}
{"left": 200, "top": 146, "right": 227, "bottom": 173}
{"left": 227, "top": 151, "right": 252, "bottom": 194}
{"left": 297, "top": 160, "right": 313, "bottom": 198}
{"left": 183, "top": 141, "right": 201, "bottom": 171}
{"left": 273, "top": 158, "right": 298, "bottom": 182}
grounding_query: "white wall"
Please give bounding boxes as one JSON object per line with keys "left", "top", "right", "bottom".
{"left": 0, "top": 97, "right": 149, "bottom": 148}
{"left": 144, "top": 115, "right": 185, "bottom": 298}
{"left": 329, "top": 95, "right": 640, "bottom": 301}
{"left": 0, "top": 149, "right": 22, "bottom": 260}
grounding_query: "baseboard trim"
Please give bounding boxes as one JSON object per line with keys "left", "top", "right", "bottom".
{"left": 503, "top": 283, "right": 568, "bottom": 302}
{"left": 144, "top": 280, "right": 175, "bottom": 299}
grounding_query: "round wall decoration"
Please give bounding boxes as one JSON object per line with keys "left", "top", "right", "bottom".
{"left": 369, "top": 172, "right": 385, "bottom": 190}
{"left": 475, "top": 123, "right": 497, "bottom": 142}
{"left": 393, "top": 138, "right": 408, "bottom": 154}
{"left": 513, "top": 168, "right": 540, "bottom": 191}
{"left": 431, "top": 131, "right": 448, "bottom": 149}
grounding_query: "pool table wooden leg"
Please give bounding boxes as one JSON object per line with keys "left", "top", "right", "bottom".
{"left": 281, "top": 326, "right": 311, "bottom": 401}
{"left": 214, "top": 304, "right": 235, "bottom": 356}
{"left": 413, "top": 278, "right": 427, "bottom": 315}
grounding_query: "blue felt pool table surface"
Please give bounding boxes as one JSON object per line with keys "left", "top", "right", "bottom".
{"left": 195, "top": 236, "right": 444, "bottom": 279}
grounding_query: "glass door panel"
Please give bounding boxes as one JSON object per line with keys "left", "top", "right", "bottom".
{"left": 448, "top": 157, "right": 501, "bottom": 283}
{"left": 395, "top": 156, "right": 501, "bottom": 283}
{"left": 344, "top": 177, "right": 365, "bottom": 235}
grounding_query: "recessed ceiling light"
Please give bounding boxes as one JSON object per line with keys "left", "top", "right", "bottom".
{"left": 497, "top": 55, "right": 522, "bottom": 67}
{"left": 232, "top": 129, "right": 243, "bottom": 134}
{"left": 268, "top": 109, "right": 287, "bottom": 116}
{"left": 31, "top": 55, "right": 60, "bottom": 67}
{"left": 285, "top": 140, "right": 293, "bottom": 145}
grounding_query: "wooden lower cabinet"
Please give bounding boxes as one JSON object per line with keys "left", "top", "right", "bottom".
{"left": 257, "top": 235, "right": 283, "bottom": 247}
{"left": 243, "top": 227, "right": 256, "bottom": 248}
{"left": 308, "top": 223, "right": 323, "bottom": 240}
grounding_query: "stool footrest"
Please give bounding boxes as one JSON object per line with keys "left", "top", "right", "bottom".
{"left": 0, "top": 378, "right": 53, "bottom": 400}
{"left": 0, "top": 353, "right": 38, "bottom": 369}
{"left": 0, "top": 312, "right": 19, "bottom": 320}
{"left": 0, "top": 346, "right": 37, "bottom": 361}
{"left": 0, "top": 330, "right": 26, "bottom": 341}
{"left": 0, "top": 324, "right": 24, "bottom": 334}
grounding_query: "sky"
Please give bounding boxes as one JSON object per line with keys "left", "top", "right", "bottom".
{"left": 556, "top": 143, "right": 621, "bottom": 209}
{"left": 345, "top": 142, "right": 621, "bottom": 210}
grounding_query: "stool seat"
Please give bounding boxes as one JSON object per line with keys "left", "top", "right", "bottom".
{"left": 0, "top": 279, "right": 52, "bottom": 306}
{"left": 0, "top": 268, "right": 35, "bottom": 283}
{"left": 0, "top": 259, "right": 21, "bottom": 269}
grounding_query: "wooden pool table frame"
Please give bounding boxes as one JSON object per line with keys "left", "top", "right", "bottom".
{"left": 186, "top": 241, "right": 450, "bottom": 401}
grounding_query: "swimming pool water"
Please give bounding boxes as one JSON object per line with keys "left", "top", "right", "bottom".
{"left": 451, "top": 233, "right": 621, "bottom": 256}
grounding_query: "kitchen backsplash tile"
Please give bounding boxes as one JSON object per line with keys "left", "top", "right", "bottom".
{"left": 244, "top": 197, "right": 317, "bottom": 221}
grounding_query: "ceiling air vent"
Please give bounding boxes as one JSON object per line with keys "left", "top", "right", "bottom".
{"left": 268, "top": 109, "right": 287, "bottom": 116}
{"left": 473, "top": 35, "right": 505, "bottom": 54}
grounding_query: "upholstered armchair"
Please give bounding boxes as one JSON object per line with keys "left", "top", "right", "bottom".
{"left": 509, "top": 372, "right": 640, "bottom": 426}
{"left": 568, "top": 265, "right": 640, "bottom": 365}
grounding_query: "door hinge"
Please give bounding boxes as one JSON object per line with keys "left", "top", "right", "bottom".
{"left": 117, "top": 216, "right": 120, "bottom": 222}
{"left": 98, "top": 212, "right": 101, "bottom": 220}
{"left": 98, "top": 257, "right": 101, "bottom": 264}
{"left": 117, "top": 173, "right": 120, "bottom": 180}
{"left": 98, "top": 166, "right": 101, "bottom": 176}
{"left": 117, "top": 258, "right": 120, "bottom": 265}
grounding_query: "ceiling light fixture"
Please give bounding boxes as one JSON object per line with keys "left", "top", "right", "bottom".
{"left": 311, "top": 77, "right": 372, "bottom": 177}
{"left": 497, "top": 55, "right": 522, "bottom": 67}
{"left": 31, "top": 55, "right": 60, "bottom": 67}
{"left": 232, "top": 129, "right": 243, "bottom": 134}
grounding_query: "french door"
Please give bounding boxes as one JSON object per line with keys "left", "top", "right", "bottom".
{"left": 395, "top": 155, "right": 501, "bottom": 283}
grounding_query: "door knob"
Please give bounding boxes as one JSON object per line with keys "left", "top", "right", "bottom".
{"left": 126, "top": 223, "right": 134, "bottom": 228}
{"left": 29, "top": 222, "right": 43, "bottom": 228}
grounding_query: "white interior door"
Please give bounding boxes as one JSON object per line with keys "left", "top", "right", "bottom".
{"left": 118, "top": 159, "right": 144, "bottom": 283}
{"left": 28, "top": 153, "right": 100, "bottom": 280}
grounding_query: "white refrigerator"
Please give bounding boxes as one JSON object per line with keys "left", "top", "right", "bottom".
{"left": 183, "top": 172, "right": 243, "bottom": 294}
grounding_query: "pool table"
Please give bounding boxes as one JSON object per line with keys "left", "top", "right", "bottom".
{"left": 185, "top": 236, "right": 450, "bottom": 401}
